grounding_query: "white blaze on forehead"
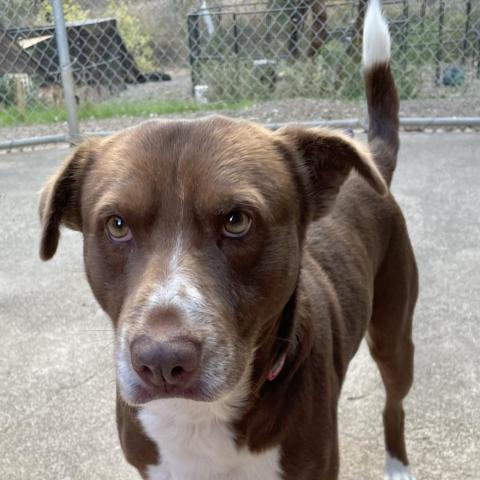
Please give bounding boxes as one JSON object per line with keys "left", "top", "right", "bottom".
{"left": 148, "top": 273, "right": 204, "bottom": 310}
{"left": 147, "top": 236, "right": 206, "bottom": 314}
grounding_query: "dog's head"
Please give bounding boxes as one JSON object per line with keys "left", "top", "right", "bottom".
{"left": 39, "top": 116, "right": 385, "bottom": 405}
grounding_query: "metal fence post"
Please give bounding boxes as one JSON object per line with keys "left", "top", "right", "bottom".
{"left": 435, "top": 0, "right": 446, "bottom": 86}
{"left": 462, "top": 0, "right": 472, "bottom": 65}
{"left": 187, "top": 13, "right": 201, "bottom": 97}
{"left": 52, "top": 0, "right": 79, "bottom": 142}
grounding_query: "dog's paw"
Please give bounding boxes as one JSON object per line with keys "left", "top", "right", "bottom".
{"left": 384, "top": 472, "right": 415, "bottom": 480}
{"left": 384, "top": 454, "right": 416, "bottom": 480}
{"left": 146, "top": 463, "right": 172, "bottom": 480}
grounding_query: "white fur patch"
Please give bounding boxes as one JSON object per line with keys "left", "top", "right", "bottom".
{"left": 363, "top": 0, "right": 391, "bottom": 69}
{"left": 147, "top": 236, "right": 206, "bottom": 317}
{"left": 138, "top": 394, "right": 283, "bottom": 480}
{"left": 384, "top": 453, "right": 416, "bottom": 480}
{"left": 116, "top": 329, "right": 140, "bottom": 401}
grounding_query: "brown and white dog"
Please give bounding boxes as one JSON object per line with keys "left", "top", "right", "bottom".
{"left": 39, "top": 1, "right": 417, "bottom": 479}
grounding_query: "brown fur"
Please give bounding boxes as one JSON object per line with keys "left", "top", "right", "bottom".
{"left": 38, "top": 62, "right": 416, "bottom": 478}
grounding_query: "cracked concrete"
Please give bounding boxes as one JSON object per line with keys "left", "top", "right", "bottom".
{"left": 1, "top": 132, "right": 479, "bottom": 479}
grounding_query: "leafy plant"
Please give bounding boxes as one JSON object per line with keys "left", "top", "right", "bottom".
{"left": 104, "top": 0, "right": 157, "bottom": 72}
{"left": 0, "top": 76, "right": 16, "bottom": 107}
{"left": 38, "top": 0, "right": 91, "bottom": 23}
{"left": 0, "top": 74, "right": 41, "bottom": 111}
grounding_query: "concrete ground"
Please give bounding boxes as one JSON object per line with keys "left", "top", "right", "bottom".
{"left": 0, "top": 132, "right": 479, "bottom": 479}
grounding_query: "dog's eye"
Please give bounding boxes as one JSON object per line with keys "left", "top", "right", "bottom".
{"left": 222, "top": 211, "right": 252, "bottom": 238}
{"left": 106, "top": 216, "right": 132, "bottom": 242}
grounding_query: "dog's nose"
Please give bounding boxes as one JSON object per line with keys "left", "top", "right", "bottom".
{"left": 130, "top": 335, "right": 201, "bottom": 387}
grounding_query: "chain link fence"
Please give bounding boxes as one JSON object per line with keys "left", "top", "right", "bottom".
{"left": 1, "top": 0, "right": 479, "bottom": 148}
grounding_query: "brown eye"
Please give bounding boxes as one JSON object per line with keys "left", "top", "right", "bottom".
{"left": 106, "top": 216, "right": 132, "bottom": 242}
{"left": 222, "top": 211, "right": 252, "bottom": 238}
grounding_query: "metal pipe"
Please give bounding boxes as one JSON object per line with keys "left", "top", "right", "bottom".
{"left": 52, "top": 0, "right": 79, "bottom": 142}
{"left": 267, "top": 117, "right": 480, "bottom": 130}
{"left": 399, "top": 117, "right": 480, "bottom": 127}
{"left": 85, "top": 118, "right": 480, "bottom": 133}
{"left": 265, "top": 119, "right": 362, "bottom": 130}
{"left": 0, "top": 134, "right": 68, "bottom": 150}
{"left": 2, "top": 117, "right": 480, "bottom": 151}
{"left": 81, "top": 131, "right": 113, "bottom": 138}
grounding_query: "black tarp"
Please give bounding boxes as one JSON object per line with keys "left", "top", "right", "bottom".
{"left": 1, "top": 18, "right": 168, "bottom": 88}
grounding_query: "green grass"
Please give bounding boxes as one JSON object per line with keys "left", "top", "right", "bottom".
{"left": 0, "top": 98, "right": 251, "bottom": 127}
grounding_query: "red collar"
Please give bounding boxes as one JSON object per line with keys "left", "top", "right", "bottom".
{"left": 266, "top": 352, "right": 287, "bottom": 381}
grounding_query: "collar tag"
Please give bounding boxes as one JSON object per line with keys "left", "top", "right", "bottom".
{"left": 266, "top": 352, "right": 286, "bottom": 382}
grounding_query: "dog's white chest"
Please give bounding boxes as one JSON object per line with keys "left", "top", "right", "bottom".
{"left": 138, "top": 399, "right": 282, "bottom": 480}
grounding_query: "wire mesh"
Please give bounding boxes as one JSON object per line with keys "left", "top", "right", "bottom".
{"left": 0, "top": 0, "right": 479, "bottom": 145}
{"left": 187, "top": 0, "right": 480, "bottom": 102}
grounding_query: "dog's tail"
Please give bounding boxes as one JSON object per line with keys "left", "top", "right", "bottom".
{"left": 363, "top": 0, "right": 399, "bottom": 186}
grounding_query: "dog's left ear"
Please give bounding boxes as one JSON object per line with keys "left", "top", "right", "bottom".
{"left": 39, "top": 138, "right": 101, "bottom": 261}
{"left": 276, "top": 127, "right": 387, "bottom": 220}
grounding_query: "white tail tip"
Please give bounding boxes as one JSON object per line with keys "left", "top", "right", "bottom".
{"left": 363, "top": 0, "right": 391, "bottom": 69}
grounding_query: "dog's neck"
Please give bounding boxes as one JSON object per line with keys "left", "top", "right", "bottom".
{"left": 137, "top": 286, "right": 316, "bottom": 474}
{"left": 270, "top": 288, "right": 298, "bottom": 372}
{"left": 232, "top": 287, "right": 315, "bottom": 452}
{"left": 251, "top": 285, "right": 312, "bottom": 391}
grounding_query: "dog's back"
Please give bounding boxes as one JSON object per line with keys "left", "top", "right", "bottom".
{"left": 300, "top": 1, "right": 418, "bottom": 477}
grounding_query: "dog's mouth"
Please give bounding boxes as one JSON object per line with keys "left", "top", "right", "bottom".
{"left": 122, "top": 378, "right": 216, "bottom": 405}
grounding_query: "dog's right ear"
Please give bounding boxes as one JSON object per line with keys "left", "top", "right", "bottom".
{"left": 275, "top": 127, "right": 387, "bottom": 221}
{"left": 39, "top": 138, "right": 100, "bottom": 261}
